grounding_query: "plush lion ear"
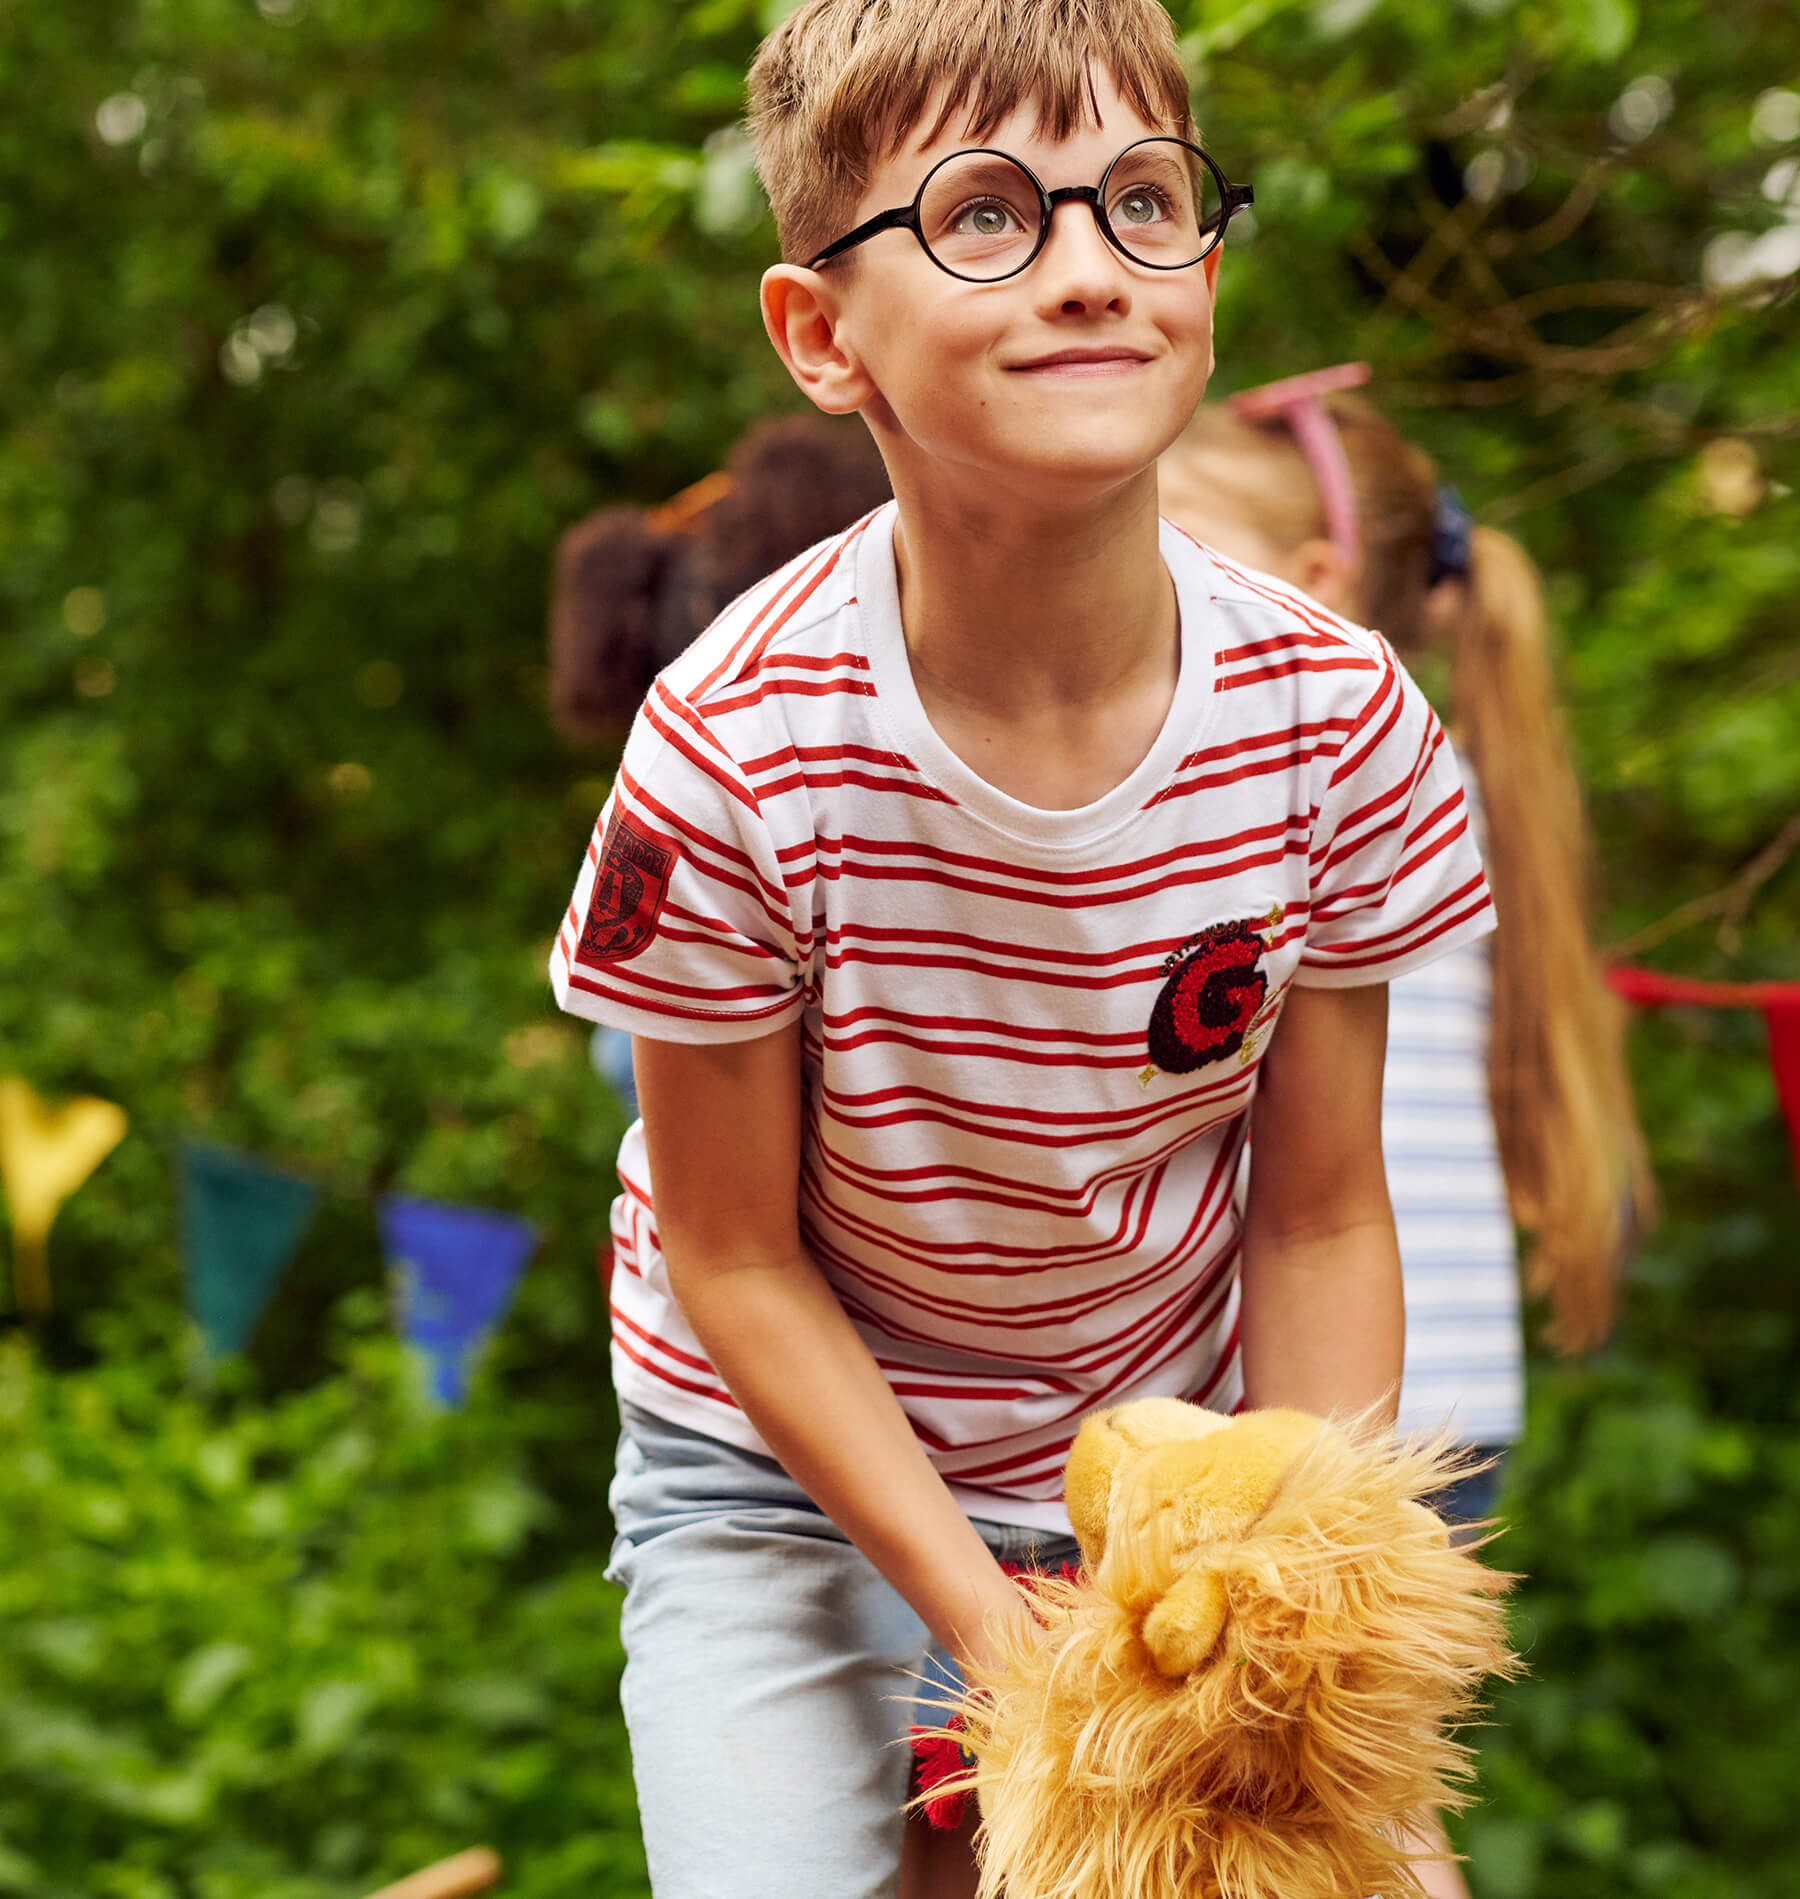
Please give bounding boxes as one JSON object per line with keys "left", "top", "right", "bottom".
{"left": 1181, "top": 1409, "right": 1323, "bottom": 1530}
{"left": 1064, "top": 1409, "right": 1128, "bottom": 1569}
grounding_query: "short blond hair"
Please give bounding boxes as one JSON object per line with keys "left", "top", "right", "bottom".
{"left": 747, "top": 0, "right": 1195, "bottom": 266}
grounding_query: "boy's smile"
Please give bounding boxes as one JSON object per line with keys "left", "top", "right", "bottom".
{"left": 764, "top": 68, "right": 1223, "bottom": 509}
{"left": 1006, "top": 345, "right": 1155, "bottom": 378}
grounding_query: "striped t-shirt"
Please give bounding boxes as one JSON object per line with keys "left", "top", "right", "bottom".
{"left": 1385, "top": 784, "right": 1523, "bottom": 1446}
{"left": 550, "top": 502, "right": 1495, "bottom": 1529}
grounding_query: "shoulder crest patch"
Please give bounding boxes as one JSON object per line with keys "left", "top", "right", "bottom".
{"left": 579, "top": 813, "right": 676, "bottom": 965}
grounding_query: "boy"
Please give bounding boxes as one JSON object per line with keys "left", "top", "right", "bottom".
{"left": 550, "top": 3, "right": 1493, "bottom": 1893}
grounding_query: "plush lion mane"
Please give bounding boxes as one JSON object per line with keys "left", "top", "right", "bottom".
{"left": 922, "top": 1405, "right": 1518, "bottom": 1899}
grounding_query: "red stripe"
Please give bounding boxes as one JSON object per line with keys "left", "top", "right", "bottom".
{"left": 820, "top": 816, "right": 1308, "bottom": 890}
{"left": 1145, "top": 738, "right": 1346, "bottom": 807}
{"left": 1325, "top": 663, "right": 1403, "bottom": 791}
{"left": 803, "top": 1123, "right": 1242, "bottom": 1286}
{"left": 693, "top": 516, "right": 872, "bottom": 701}
{"left": 1305, "top": 890, "right": 1492, "bottom": 972}
{"left": 643, "top": 689, "right": 761, "bottom": 816}
{"left": 1214, "top": 653, "right": 1378, "bottom": 690}
{"left": 688, "top": 518, "right": 868, "bottom": 702}
{"left": 611, "top": 1300, "right": 716, "bottom": 1376}
{"left": 1310, "top": 851, "right": 1483, "bottom": 952}
{"left": 1321, "top": 720, "right": 1442, "bottom": 858}
{"left": 1214, "top": 626, "right": 1368, "bottom": 665}
{"left": 564, "top": 965, "right": 801, "bottom": 1022}
{"left": 1168, "top": 713, "right": 1359, "bottom": 775}
{"left": 611, "top": 1328, "right": 736, "bottom": 1406}
{"left": 752, "top": 766, "right": 956, "bottom": 804}
{"left": 740, "top": 739, "right": 916, "bottom": 775}
{"left": 619, "top": 770, "right": 792, "bottom": 933}
{"left": 706, "top": 675, "right": 885, "bottom": 715}
{"left": 823, "top": 840, "right": 1306, "bottom": 910}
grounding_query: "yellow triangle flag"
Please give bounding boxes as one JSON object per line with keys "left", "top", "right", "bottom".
{"left": 0, "top": 1077, "right": 128, "bottom": 1316}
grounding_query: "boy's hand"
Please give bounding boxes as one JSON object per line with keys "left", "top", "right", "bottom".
{"left": 1238, "top": 981, "right": 1403, "bottom": 1424}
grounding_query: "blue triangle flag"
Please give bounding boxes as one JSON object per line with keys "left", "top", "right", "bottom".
{"left": 378, "top": 1195, "right": 537, "bottom": 1406}
{"left": 179, "top": 1141, "right": 322, "bottom": 1358}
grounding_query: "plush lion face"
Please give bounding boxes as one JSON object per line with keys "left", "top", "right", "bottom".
{"left": 934, "top": 1398, "right": 1517, "bottom": 1899}
{"left": 1064, "top": 1400, "right": 1331, "bottom": 1678}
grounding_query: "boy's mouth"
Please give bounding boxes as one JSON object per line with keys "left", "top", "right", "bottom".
{"left": 1007, "top": 346, "right": 1153, "bottom": 377}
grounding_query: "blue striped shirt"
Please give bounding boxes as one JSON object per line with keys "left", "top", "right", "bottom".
{"left": 1384, "top": 922, "right": 1523, "bottom": 1446}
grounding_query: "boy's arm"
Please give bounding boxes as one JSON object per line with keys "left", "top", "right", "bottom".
{"left": 1239, "top": 981, "right": 1403, "bottom": 1425}
{"left": 634, "top": 1024, "right": 1024, "bottom": 1667}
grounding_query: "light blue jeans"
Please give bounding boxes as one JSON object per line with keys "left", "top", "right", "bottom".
{"left": 606, "top": 1402, "right": 1081, "bottom": 1898}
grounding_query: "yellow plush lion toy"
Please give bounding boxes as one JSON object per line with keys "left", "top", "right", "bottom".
{"left": 919, "top": 1397, "right": 1517, "bottom": 1899}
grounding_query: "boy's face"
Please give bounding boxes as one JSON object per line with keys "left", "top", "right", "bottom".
{"left": 770, "top": 70, "right": 1222, "bottom": 507}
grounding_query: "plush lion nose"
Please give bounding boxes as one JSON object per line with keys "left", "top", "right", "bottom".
{"left": 1142, "top": 1564, "right": 1230, "bottom": 1677}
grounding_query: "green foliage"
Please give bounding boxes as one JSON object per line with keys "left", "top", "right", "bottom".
{"left": 0, "top": 1, "right": 1796, "bottom": 1894}
{"left": 0, "top": 1297, "right": 647, "bottom": 1897}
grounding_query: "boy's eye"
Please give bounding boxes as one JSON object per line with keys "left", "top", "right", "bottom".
{"left": 1113, "top": 187, "right": 1170, "bottom": 227}
{"left": 953, "top": 196, "right": 1027, "bottom": 239}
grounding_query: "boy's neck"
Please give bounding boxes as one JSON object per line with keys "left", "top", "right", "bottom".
{"left": 884, "top": 465, "right": 1182, "bottom": 812}
{"left": 889, "top": 466, "right": 1175, "bottom": 714}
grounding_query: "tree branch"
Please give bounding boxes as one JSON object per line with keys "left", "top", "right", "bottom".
{"left": 1610, "top": 812, "right": 1800, "bottom": 957}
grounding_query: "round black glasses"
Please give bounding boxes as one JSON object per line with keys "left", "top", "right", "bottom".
{"left": 806, "top": 138, "right": 1253, "bottom": 283}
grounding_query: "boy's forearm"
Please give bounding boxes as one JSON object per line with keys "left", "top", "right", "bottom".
{"left": 1237, "top": 1215, "right": 1404, "bottom": 1425}
{"left": 670, "top": 1246, "right": 1022, "bottom": 1664}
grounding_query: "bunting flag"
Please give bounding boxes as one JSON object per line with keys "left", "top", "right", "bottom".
{"left": 179, "top": 1141, "right": 322, "bottom": 1358}
{"left": 0, "top": 1078, "right": 129, "bottom": 1316}
{"left": 378, "top": 1196, "right": 537, "bottom": 1406}
{"left": 590, "top": 1024, "right": 638, "bottom": 1113}
{"left": 1608, "top": 965, "right": 1800, "bottom": 1182}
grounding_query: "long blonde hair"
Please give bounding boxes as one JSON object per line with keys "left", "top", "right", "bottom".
{"left": 1168, "top": 399, "right": 1652, "bottom": 1350}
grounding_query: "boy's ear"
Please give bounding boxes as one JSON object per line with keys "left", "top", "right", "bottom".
{"left": 1203, "top": 247, "right": 1223, "bottom": 299}
{"left": 1291, "top": 536, "right": 1359, "bottom": 616}
{"left": 761, "top": 265, "right": 873, "bottom": 417}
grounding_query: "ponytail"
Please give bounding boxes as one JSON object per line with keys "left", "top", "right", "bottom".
{"left": 1168, "top": 396, "right": 1655, "bottom": 1348}
{"left": 1451, "top": 525, "right": 1654, "bottom": 1349}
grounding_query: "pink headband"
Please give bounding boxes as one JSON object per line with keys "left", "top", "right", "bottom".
{"left": 1226, "top": 362, "right": 1372, "bottom": 574}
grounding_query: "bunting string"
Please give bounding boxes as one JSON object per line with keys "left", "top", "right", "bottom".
{"left": 1608, "top": 964, "right": 1800, "bottom": 1181}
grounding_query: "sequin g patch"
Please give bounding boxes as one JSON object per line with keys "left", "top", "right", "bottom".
{"left": 1146, "top": 912, "right": 1281, "bottom": 1076}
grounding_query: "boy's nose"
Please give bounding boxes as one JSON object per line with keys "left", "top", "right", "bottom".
{"left": 1030, "top": 201, "right": 1133, "bottom": 317}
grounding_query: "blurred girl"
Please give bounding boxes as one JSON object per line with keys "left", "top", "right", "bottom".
{"left": 1160, "top": 365, "right": 1653, "bottom": 1897}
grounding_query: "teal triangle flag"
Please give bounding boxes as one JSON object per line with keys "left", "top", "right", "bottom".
{"left": 179, "top": 1141, "right": 321, "bottom": 1358}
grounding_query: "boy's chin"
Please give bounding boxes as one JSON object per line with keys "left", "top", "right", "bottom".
{"left": 983, "top": 429, "right": 1171, "bottom": 499}
{"left": 883, "top": 412, "right": 1174, "bottom": 507}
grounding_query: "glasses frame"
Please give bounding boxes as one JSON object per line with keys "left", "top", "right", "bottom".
{"left": 805, "top": 136, "right": 1254, "bottom": 282}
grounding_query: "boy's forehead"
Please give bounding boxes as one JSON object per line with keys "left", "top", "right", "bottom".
{"left": 879, "top": 71, "right": 1174, "bottom": 190}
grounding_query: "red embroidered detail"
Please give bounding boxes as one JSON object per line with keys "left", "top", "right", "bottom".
{"left": 1148, "top": 918, "right": 1269, "bottom": 1074}
{"left": 910, "top": 1716, "right": 975, "bottom": 1830}
{"left": 579, "top": 814, "right": 675, "bottom": 964}
{"left": 912, "top": 1559, "right": 1084, "bottom": 1830}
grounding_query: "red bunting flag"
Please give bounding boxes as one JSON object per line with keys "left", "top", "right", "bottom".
{"left": 1607, "top": 965, "right": 1800, "bottom": 1182}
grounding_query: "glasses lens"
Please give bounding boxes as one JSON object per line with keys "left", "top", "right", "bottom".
{"left": 1102, "top": 140, "right": 1219, "bottom": 266}
{"left": 917, "top": 152, "right": 1044, "bottom": 281}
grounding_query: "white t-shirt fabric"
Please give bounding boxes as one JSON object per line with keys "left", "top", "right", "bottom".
{"left": 551, "top": 502, "right": 1495, "bottom": 1530}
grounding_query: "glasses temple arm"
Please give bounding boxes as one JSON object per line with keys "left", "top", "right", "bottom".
{"left": 807, "top": 205, "right": 915, "bottom": 270}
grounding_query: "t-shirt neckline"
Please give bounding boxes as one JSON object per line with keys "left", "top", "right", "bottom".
{"left": 855, "top": 500, "right": 1219, "bottom": 849}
